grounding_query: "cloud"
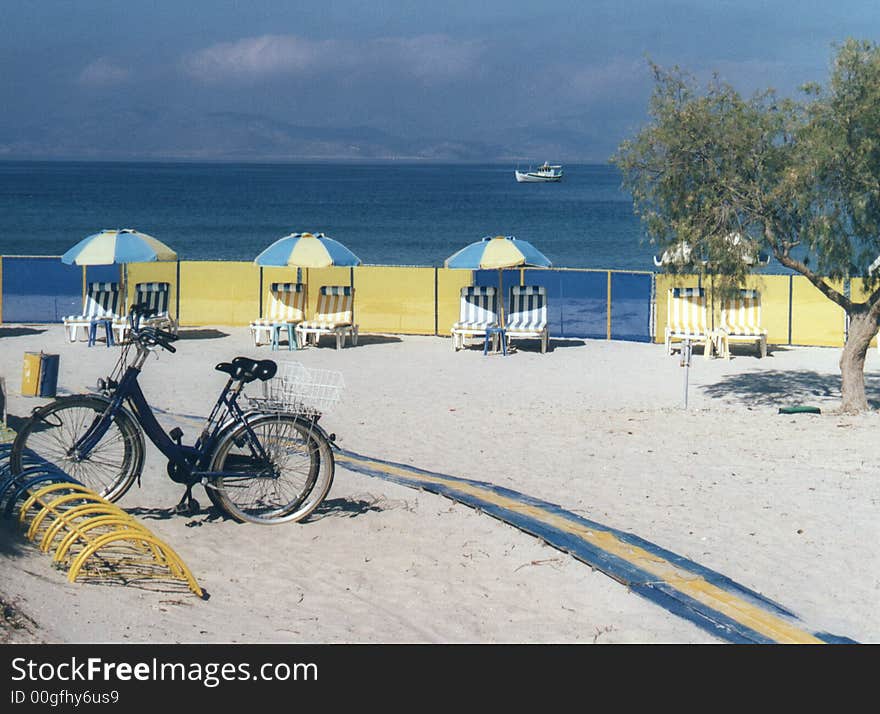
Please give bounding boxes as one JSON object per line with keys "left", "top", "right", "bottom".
{"left": 182, "top": 33, "right": 483, "bottom": 85}
{"left": 78, "top": 58, "right": 130, "bottom": 87}
{"left": 182, "top": 34, "right": 333, "bottom": 82}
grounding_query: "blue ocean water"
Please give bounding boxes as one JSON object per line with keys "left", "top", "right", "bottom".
{"left": 0, "top": 160, "right": 656, "bottom": 270}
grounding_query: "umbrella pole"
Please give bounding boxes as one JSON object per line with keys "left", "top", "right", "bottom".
{"left": 498, "top": 269, "right": 505, "bottom": 328}
{"left": 122, "top": 264, "right": 128, "bottom": 315}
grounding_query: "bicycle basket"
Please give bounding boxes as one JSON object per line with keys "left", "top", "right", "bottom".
{"left": 247, "top": 362, "right": 344, "bottom": 416}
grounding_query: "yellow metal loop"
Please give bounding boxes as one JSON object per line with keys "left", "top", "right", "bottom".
{"left": 26, "top": 491, "right": 113, "bottom": 542}
{"left": 18, "top": 482, "right": 96, "bottom": 524}
{"left": 67, "top": 529, "right": 205, "bottom": 599}
{"left": 53, "top": 514, "right": 152, "bottom": 564}
{"left": 40, "top": 502, "right": 132, "bottom": 553}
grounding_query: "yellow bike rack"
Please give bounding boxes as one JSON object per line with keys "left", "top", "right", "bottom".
{"left": 40, "top": 502, "right": 133, "bottom": 554}
{"left": 26, "top": 491, "right": 118, "bottom": 542}
{"left": 18, "top": 482, "right": 98, "bottom": 525}
{"left": 67, "top": 528, "right": 205, "bottom": 599}
{"left": 8, "top": 477, "right": 207, "bottom": 600}
{"left": 53, "top": 515, "right": 156, "bottom": 564}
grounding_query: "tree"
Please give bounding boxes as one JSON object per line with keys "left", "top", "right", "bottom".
{"left": 612, "top": 39, "right": 880, "bottom": 413}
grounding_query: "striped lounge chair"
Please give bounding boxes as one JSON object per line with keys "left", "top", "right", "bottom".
{"left": 451, "top": 286, "right": 498, "bottom": 351}
{"left": 717, "top": 289, "right": 768, "bottom": 359}
{"left": 119, "top": 281, "right": 177, "bottom": 341}
{"left": 251, "top": 282, "right": 306, "bottom": 348}
{"left": 506, "top": 285, "right": 549, "bottom": 353}
{"left": 62, "top": 282, "right": 121, "bottom": 343}
{"left": 665, "top": 287, "right": 713, "bottom": 358}
{"left": 295, "top": 285, "right": 358, "bottom": 350}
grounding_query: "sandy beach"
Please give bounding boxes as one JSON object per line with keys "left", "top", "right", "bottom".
{"left": 1, "top": 324, "right": 878, "bottom": 644}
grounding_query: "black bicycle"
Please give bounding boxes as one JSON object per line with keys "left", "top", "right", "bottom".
{"left": 10, "top": 306, "right": 337, "bottom": 525}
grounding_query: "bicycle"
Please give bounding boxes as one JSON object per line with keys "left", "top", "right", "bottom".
{"left": 10, "top": 305, "right": 339, "bottom": 525}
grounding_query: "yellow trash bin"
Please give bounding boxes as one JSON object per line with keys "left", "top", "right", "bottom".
{"left": 21, "top": 352, "right": 42, "bottom": 397}
{"left": 22, "top": 352, "right": 59, "bottom": 397}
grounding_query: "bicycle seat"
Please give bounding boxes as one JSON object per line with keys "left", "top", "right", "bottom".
{"left": 215, "top": 358, "right": 277, "bottom": 383}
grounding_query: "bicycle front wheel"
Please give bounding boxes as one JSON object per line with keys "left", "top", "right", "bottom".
{"left": 10, "top": 395, "right": 145, "bottom": 502}
{"left": 208, "top": 414, "right": 334, "bottom": 525}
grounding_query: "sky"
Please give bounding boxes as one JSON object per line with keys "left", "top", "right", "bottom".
{"left": 2, "top": 1, "right": 879, "bottom": 162}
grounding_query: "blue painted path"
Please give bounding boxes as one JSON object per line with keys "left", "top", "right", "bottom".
{"left": 336, "top": 448, "right": 857, "bottom": 644}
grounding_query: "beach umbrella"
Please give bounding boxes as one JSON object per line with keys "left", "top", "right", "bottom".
{"left": 444, "top": 235, "right": 552, "bottom": 327}
{"left": 62, "top": 228, "right": 177, "bottom": 266}
{"left": 61, "top": 228, "right": 177, "bottom": 312}
{"left": 253, "top": 232, "right": 362, "bottom": 315}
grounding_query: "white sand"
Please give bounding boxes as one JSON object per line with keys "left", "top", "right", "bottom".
{"left": 1, "top": 324, "right": 878, "bottom": 644}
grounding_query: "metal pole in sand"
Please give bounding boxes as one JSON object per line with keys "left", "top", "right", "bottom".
{"left": 680, "top": 339, "right": 693, "bottom": 409}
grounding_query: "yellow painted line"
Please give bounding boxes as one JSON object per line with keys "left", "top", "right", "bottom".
{"left": 338, "top": 452, "right": 823, "bottom": 644}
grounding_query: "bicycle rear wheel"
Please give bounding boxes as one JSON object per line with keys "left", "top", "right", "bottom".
{"left": 207, "top": 413, "right": 334, "bottom": 525}
{"left": 10, "top": 395, "right": 145, "bottom": 502}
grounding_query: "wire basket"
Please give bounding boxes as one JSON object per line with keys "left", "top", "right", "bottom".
{"left": 246, "top": 362, "right": 345, "bottom": 416}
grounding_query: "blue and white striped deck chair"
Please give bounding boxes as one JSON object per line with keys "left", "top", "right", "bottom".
{"left": 718, "top": 289, "right": 768, "bottom": 359}
{"left": 506, "top": 285, "right": 549, "bottom": 353}
{"left": 665, "top": 287, "right": 712, "bottom": 358}
{"left": 251, "top": 282, "right": 306, "bottom": 347}
{"left": 62, "top": 282, "right": 121, "bottom": 342}
{"left": 295, "top": 285, "right": 358, "bottom": 349}
{"left": 120, "top": 281, "right": 177, "bottom": 341}
{"left": 451, "top": 285, "right": 498, "bottom": 351}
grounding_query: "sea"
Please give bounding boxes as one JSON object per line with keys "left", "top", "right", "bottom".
{"left": 0, "top": 160, "right": 657, "bottom": 271}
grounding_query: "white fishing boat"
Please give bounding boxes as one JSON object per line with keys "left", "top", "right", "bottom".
{"left": 514, "top": 161, "right": 563, "bottom": 183}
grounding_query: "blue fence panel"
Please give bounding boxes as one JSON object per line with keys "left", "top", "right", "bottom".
{"left": 85, "top": 264, "right": 121, "bottom": 286}
{"left": 523, "top": 269, "right": 608, "bottom": 339}
{"left": 2, "top": 257, "right": 82, "bottom": 323}
{"left": 610, "top": 272, "right": 653, "bottom": 342}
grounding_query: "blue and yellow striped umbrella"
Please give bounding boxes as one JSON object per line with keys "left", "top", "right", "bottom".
{"left": 253, "top": 232, "right": 361, "bottom": 269}
{"left": 444, "top": 235, "right": 551, "bottom": 271}
{"left": 61, "top": 228, "right": 177, "bottom": 265}
{"left": 254, "top": 232, "right": 361, "bottom": 321}
{"left": 445, "top": 235, "right": 551, "bottom": 327}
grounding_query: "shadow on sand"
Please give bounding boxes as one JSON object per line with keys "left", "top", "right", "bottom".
{"left": 309, "top": 496, "right": 388, "bottom": 519}
{"left": 0, "top": 520, "right": 27, "bottom": 558}
{"left": 175, "top": 328, "right": 229, "bottom": 340}
{"left": 0, "top": 327, "right": 46, "bottom": 338}
{"left": 337, "top": 334, "right": 402, "bottom": 348}
{"left": 701, "top": 369, "right": 880, "bottom": 409}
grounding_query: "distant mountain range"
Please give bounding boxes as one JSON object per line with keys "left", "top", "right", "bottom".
{"left": 0, "top": 109, "right": 618, "bottom": 162}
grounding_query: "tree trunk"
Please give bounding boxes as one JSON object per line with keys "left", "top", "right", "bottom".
{"left": 839, "top": 310, "right": 879, "bottom": 413}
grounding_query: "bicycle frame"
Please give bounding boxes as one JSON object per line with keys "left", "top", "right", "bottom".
{"left": 72, "top": 345, "right": 272, "bottom": 485}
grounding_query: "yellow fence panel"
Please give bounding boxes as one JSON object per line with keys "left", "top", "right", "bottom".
{"left": 653, "top": 273, "right": 792, "bottom": 348}
{"left": 652, "top": 273, "right": 700, "bottom": 344}
{"left": 437, "top": 269, "right": 475, "bottom": 336}
{"left": 178, "top": 261, "right": 260, "bottom": 326}
{"left": 353, "top": 266, "right": 435, "bottom": 335}
{"left": 790, "top": 276, "right": 845, "bottom": 347}
{"left": 738, "top": 274, "right": 790, "bottom": 348}
{"left": 126, "top": 262, "right": 178, "bottom": 320}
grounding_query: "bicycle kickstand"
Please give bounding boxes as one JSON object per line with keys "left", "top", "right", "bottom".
{"left": 173, "top": 485, "right": 201, "bottom": 516}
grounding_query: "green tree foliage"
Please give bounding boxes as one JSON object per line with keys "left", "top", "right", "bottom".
{"left": 613, "top": 39, "right": 880, "bottom": 412}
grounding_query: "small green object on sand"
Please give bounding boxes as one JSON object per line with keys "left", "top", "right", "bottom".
{"left": 778, "top": 405, "right": 821, "bottom": 414}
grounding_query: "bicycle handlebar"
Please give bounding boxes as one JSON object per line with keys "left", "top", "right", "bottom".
{"left": 139, "top": 327, "right": 178, "bottom": 353}
{"left": 126, "top": 304, "right": 179, "bottom": 353}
